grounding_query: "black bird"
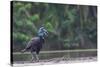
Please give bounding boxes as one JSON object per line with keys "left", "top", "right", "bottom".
{"left": 21, "top": 26, "right": 48, "bottom": 62}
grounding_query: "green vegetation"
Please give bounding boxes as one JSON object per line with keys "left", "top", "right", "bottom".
{"left": 12, "top": 1, "right": 97, "bottom": 52}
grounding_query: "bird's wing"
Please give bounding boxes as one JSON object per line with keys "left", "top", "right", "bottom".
{"left": 25, "top": 37, "right": 39, "bottom": 49}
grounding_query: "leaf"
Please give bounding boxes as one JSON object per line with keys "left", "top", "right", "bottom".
{"left": 25, "top": 3, "right": 32, "bottom": 9}
{"left": 45, "top": 22, "right": 54, "bottom": 32}
{"left": 31, "top": 14, "right": 39, "bottom": 21}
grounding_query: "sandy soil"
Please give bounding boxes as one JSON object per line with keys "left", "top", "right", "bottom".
{"left": 13, "top": 56, "right": 97, "bottom": 67}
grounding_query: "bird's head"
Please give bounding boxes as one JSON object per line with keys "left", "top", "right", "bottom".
{"left": 37, "top": 26, "right": 48, "bottom": 39}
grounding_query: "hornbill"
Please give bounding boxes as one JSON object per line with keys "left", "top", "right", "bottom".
{"left": 21, "top": 26, "right": 48, "bottom": 62}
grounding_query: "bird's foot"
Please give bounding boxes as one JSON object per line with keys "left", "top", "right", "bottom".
{"left": 30, "top": 60, "right": 39, "bottom": 63}
{"left": 21, "top": 49, "right": 25, "bottom": 53}
{"left": 35, "top": 60, "right": 39, "bottom": 62}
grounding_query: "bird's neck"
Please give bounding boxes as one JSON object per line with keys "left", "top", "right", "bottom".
{"left": 39, "top": 36, "right": 44, "bottom": 43}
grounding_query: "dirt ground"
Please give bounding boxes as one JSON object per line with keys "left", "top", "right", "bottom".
{"left": 13, "top": 56, "right": 97, "bottom": 67}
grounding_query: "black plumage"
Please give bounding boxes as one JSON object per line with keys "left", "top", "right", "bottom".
{"left": 23, "top": 36, "right": 44, "bottom": 54}
{"left": 21, "top": 36, "right": 45, "bottom": 62}
{"left": 22, "top": 26, "right": 48, "bottom": 62}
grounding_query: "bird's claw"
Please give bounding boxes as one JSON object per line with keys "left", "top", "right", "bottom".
{"left": 21, "top": 49, "right": 25, "bottom": 53}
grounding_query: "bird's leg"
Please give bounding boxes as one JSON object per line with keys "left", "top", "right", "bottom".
{"left": 31, "top": 52, "right": 39, "bottom": 62}
{"left": 31, "top": 52, "right": 35, "bottom": 62}
{"left": 35, "top": 53, "right": 39, "bottom": 62}
{"left": 31, "top": 54, "right": 34, "bottom": 62}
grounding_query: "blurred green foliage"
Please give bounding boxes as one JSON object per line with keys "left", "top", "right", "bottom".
{"left": 12, "top": 1, "right": 97, "bottom": 52}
